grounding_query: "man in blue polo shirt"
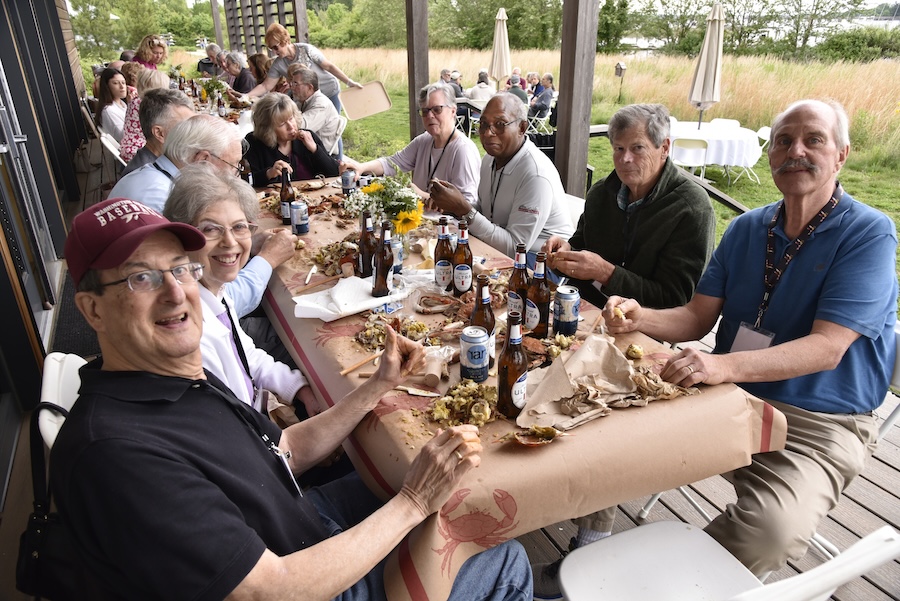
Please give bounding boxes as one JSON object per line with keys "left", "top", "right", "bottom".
{"left": 603, "top": 99, "right": 897, "bottom": 577}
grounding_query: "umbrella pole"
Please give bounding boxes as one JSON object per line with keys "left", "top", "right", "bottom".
{"left": 698, "top": 109, "right": 704, "bottom": 129}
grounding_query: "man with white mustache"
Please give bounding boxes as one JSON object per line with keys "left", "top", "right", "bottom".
{"left": 602, "top": 99, "right": 897, "bottom": 578}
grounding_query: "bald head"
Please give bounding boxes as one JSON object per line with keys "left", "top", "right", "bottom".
{"left": 770, "top": 99, "right": 850, "bottom": 152}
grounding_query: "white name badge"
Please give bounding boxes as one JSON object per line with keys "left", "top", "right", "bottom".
{"left": 730, "top": 321, "right": 775, "bottom": 352}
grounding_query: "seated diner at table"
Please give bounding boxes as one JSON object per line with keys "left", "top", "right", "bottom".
{"left": 95, "top": 67, "right": 129, "bottom": 142}
{"left": 163, "top": 163, "right": 316, "bottom": 417}
{"left": 340, "top": 82, "right": 481, "bottom": 205}
{"left": 119, "top": 68, "right": 170, "bottom": 164}
{"left": 122, "top": 87, "right": 195, "bottom": 176}
{"left": 131, "top": 34, "right": 167, "bottom": 70}
{"left": 243, "top": 92, "right": 339, "bottom": 185}
{"left": 224, "top": 50, "right": 256, "bottom": 94}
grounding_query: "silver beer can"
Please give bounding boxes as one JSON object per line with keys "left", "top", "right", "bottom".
{"left": 290, "top": 200, "right": 309, "bottom": 235}
{"left": 553, "top": 285, "right": 581, "bottom": 336}
{"left": 341, "top": 169, "right": 356, "bottom": 195}
{"left": 460, "top": 326, "right": 489, "bottom": 383}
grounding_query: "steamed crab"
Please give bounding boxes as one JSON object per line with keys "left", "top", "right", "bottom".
{"left": 434, "top": 488, "right": 519, "bottom": 573}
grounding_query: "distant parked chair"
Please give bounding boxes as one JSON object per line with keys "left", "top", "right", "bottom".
{"left": 671, "top": 138, "right": 708, "bottom": 180}
{"left": 558, "top": 521, "right": 900, "bottom": 601}
{"left": 757, "top": 125, "right": 772, "bottom": 152}
{"left": 563, "top": 193, "right": 585, "bottom": 229}
{"left": 329, "top": 115, "right": 348, "bottom": 157}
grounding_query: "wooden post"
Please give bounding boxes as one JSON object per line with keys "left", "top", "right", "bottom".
{"left": 211, "top": 0, "right": 224, "bottom": 49}
{"left": 555, "top": 0, "right": 600, "bottom": 197}
{"left": 406, "top": 0, "right": 428, "bottom": 139}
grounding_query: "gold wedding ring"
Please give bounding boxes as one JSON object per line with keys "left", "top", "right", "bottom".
{"left": 687, "top": 365, "right": 695, "bottom": 374}
{"left": 454, "top": 450, "right": 463, "bottom": 462}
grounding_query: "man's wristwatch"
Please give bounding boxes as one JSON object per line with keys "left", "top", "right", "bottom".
{"left": 463, "top": 207, "right": 478, "bottom": 222}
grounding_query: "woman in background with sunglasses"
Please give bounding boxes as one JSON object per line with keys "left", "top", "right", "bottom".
{"left": 340, "top": 83, "right": 481, "bottom": 207}
{"left": 133, "top": 34, "right": 168, "bottom": 70}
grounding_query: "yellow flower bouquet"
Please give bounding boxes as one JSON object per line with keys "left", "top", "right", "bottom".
{"left": 344, "top": 170, "right": 424, "bottom": 234}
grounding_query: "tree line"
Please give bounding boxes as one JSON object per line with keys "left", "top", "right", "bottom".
{"left": 71, "top": 0, "right": 900, "bottom": 64}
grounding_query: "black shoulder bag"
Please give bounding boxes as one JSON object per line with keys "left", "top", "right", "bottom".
{"left": 16, "top": 402, "right": 85, "bottom": 600}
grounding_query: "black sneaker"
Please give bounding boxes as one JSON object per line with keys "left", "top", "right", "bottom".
{"left": 532, "top": 537, "right": 576, "bottom": 600}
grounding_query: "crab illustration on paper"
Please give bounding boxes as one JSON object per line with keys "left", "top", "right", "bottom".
{"left": 434, "top": 488, "right": 519, "bottom": 573}
{"left": 312, "top": 321, "right": 365, "bottom": 347}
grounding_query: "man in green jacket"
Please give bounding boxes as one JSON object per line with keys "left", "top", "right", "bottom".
{"left": 543, "top": 103, "right": 715, "bottom": 310}
{"left": 534, "top": 103, "right": 715, "bottom": 600}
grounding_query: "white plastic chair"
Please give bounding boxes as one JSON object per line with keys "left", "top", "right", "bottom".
{"left": 671, "top": 137, "right": 708, "bottom": 180}
{"left": 563, "top": 193, "right": 585, "bottom": 229}
{"left": 757, "top": 125, "right": 772, "bottom": 152}
{"left": 100, "top": 132, "right": 127, "bottom": 168}
{"left": 38, "top": 352, "right": 87, "bottom": 450}
{"left": 329, "top": 115, "right": 348, "bottom": 156}
{"left": 558, "top": 521, "right": 900, "bottom": 601}
{"left": 638, "top": 321, "right": 900, "bottom": 560}
{"left": 527, "top": 113, "right": 553, "bottom": 135}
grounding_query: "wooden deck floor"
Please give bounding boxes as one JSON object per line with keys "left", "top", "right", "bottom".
{"left": 72, "top": 137, "right": 900, "bottom": 599}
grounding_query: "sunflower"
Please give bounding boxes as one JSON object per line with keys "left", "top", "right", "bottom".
{"left": 393, "top": 201, "right": 424, "bottom": 235}
{"left": 361, "top": 182, "right": 384, "bottom": 195}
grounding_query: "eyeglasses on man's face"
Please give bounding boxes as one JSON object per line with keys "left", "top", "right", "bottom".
{"left": 197, "top": 221, "right": 258, "bottom": 240}
{"left": 479, "top": 119, "right": 521, "bottom": 135}
{"left": 419, "top": 104, "right": 451, "bottom": 118}
{"left": 100, "top": 262, "right": 204, "bottom": 293}
{"left": 209, "top": 152, "right": 242, "bottom": 177}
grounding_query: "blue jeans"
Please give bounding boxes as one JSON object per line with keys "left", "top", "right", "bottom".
{"left": 308, "top": 473, "right": 533, "bottom": 601}
{"left": 327, "top": 92, "right": 345, "bottom": 160}
{"left": 526, "top": 251, "right": 564, "bottom": 285}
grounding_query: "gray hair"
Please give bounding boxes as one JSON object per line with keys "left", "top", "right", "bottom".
{"left": 206, "top": 43, "right": 221, "bottom": 56}
{"left": 491, "top": 92, "right": 528, "bottom": 122}
{"left": 136, "top": 68, "right": 170, "bottom": 96}
{"left": 418, "top": 83, "right": 456, "bottom": 107}
{"left": 251, "top": 93, "right": 302, "bottom": 148}
{"left": 770, "top": 99, "right": 850, "bottom": 151}
{"left": 608, "top": 103, "right": 671, "bottom": 148}
{"left": 163, "top": 114, "right": 243, "bottom": 166}
{"left": 440, "top": 68, "right": 451, "bottom": 78}
{"left": 164, "top": 162, "right": 259, "bottom": 226}
{"left": 139, "top": 88, "right": 194, "bottom": 138}
{"left": 225, "top": 51, "right": 248, "bottom": 69}
{"left": 288, "top": 63, "right": 319, "bottom": 90}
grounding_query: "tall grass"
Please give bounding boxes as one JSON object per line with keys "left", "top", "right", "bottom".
{"left": 324, "top": 49, "right": 900, "bottom": 152}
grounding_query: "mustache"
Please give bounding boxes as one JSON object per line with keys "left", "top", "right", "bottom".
{"left": 775, "top": 158, "right": 819, "bottom": 175}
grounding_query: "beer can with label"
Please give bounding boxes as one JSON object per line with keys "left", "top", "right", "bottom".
{"left": 460, "top": 326, "right": 489, "bottom": 383}
{"left": 390, "top": 236, "right": 403, "bottom": 274}
{"left": 553, "top": 285, "right": 581, "bottom": 336}
{"left": 341, "top": 169, "right": 356, "bottom": 195}
{"left": 290, "top": 200, "right": 309, "bottom": 235}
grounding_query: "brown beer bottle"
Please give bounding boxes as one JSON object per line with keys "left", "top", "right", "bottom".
{"left": 524, "top": 251, "right": 550, "bottom": 338}
{"left": 434, "top": 216, "right": 453, "bottom": 291}
{"left": 372, "top": 221, "right": 393, "bottom": 297}
{"left": 469, "top": 274, "right": 496, "bottom": 367}
{"left": 507, "top": 242, "right": 530, "bottom": 317}
{"left": 358, "top": 210, "right": 377, "bottom": 278}
{"left": 452, "top": 219, "right": 473, "bottom": 297}
{"left": 498, "top": 311, "right": 528, "bottom": 419}
{"left": 280, "top": 168, "right": 293, "bottom": 225}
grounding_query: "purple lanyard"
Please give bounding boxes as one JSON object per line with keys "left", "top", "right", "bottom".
{"left": 756, "top": 183, "right": 842, "bottom": 328}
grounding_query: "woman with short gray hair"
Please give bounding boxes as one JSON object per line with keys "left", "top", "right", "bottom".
{"left": 340, "top": 82, "right": 481, "bottom": 206}
{"left": 243, "top": 92, "right": 338, "bottom": 184}
{"left": 225, "top": 51, "right": 255, "bottom": 94}
{"left": 164, "top": 162, "right": 316, "bottom": 417}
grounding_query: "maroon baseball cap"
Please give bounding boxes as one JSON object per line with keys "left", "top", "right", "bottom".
{"left": 65, "top": 198, "right": 207, "bottom": 287}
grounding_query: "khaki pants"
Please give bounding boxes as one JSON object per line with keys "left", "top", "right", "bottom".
{"left": 574, "top": 400, "right": 877, "bottom": 577}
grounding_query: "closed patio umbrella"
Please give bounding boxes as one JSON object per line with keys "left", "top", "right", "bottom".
{"left": 688, "top": 3, "right": 725, "bottom": 128}
{"left": 489, "top": 8, "right": 512, "bottom": 87}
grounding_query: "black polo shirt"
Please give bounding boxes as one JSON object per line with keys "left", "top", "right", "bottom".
{"left": 50, "top": 360, "right": 329, "bottom": 600}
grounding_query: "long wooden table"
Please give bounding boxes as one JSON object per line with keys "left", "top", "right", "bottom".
{"left": 260, "top": 180, "right": 787, "bottom": 601}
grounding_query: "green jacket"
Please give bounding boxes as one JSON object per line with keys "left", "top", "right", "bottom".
{"left": 569, "top": 158, "right": 715, "bottom": 309}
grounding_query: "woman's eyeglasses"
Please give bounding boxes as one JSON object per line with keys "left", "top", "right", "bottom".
{"left": 197, "top": 221, "right": 258, "bottom": 240}
{"left": 419, "top": 105, "right": 451, "bottom": 117}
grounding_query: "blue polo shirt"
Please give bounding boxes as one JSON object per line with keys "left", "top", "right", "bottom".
{"left": 696, "top": 191, "right": 897, "bottom": 414}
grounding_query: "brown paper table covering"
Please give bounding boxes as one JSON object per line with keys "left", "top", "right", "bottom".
{"left": 260, "top": 180, "right": 788, "bottom": 601}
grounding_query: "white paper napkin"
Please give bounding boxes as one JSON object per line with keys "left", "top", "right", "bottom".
{"left": 293, "top": 273, "right": 434, "bottom": 322}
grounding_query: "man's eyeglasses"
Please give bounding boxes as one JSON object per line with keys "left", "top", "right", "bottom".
{"left": 209, "top": 152, "right": 242, "bottom": 177}
{"left": 479, "top": 119, "right": 521, "bottom": 135}
{"left": 419, "top": 105, "right": 451, "bottom": 117}
{"left": 197, "top": 221, "right": 258, "bottom": 240}
{"left": 100, "top": 263, "right": 204, "bottom": 293}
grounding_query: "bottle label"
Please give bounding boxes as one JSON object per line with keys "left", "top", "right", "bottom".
{"left": 454, "top": 264, "right": 472, "bottom": 292}
{"left": 435, "top": 260, "right": 453, "bottom": 288}
{"left": 365, "top": 217, "right": 374, "bottom": 232}
{"left": 515, "top": 251, "right": 526, "bottom": 268}
{"left": 488, "top": 330, "right": 496, "bottom": 360}
{"left": 511, "top": 372, "right": 527, "bottom": 408}
{"left": 509, "top": 324, "right": 522, "bottom": 343}
{"left": 534, "top": 262, "right": 545, "bottom": 279}
{"left": 508, "top": 292, "right": 523, "bottom": 316}
{"left": 281, "top": 201, "right": 291, "bottom": 220}
{"left": 525, "top": 299, "right": 541, "bottom": 330}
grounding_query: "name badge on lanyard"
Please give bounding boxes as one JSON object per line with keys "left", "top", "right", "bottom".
{"left": 731, "top": 321, "right": 775, "bottom": 352}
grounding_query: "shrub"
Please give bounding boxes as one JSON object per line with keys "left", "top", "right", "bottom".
{"left": 815, "top": 27, "right": 900, "bottom": 62}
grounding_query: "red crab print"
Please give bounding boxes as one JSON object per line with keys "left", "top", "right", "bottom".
{"left": 364, "top": 392, "right": 436, "bottom": 432}
{"left": 313, "top": 322, "right": 365, "bottom": 347}
{"left": 434, "top": 488, "right": 518, "bottom": 573}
